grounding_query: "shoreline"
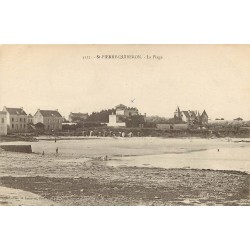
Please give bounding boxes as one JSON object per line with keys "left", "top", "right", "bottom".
{"left": 1, "top": 137, "right": 250, "bottom": 173}
{"left": 1, "top": 129, "right": 250, "bottom": 143}
{"left": 0, "top": 151, "right": 249, "bottom": 205}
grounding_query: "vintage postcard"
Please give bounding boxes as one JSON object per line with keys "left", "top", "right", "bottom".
{"left": 0, "top": 44, "right": 249, "bottom": 206}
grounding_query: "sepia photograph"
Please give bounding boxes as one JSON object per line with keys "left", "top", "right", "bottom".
{"left": 0, "top": 44, "right": 249, "bottom": 206}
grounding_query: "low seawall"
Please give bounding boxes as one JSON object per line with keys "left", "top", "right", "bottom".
{"left": 0, "top": 145, "right": 32, "bottom": 153}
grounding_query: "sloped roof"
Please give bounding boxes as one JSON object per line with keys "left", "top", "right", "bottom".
{"left": 176, "top": 106, "right": 181, "bottom": 113}
{"left": 181, "top": 111, "right": 190, "bottom": 118}
{"left": 38, "top": 110, "right": 62, "bottom": 118}
{"left": 201, "top": 110, "right": 208, "bottom": 117}
{"left": 115, "top": 104, "right": 127, "bottom": 109}
{"left": 28, "top": 114, "right": 33, "bottom": 117}
{"left": 4, "top": 107, "right": 27, "bottom": 115}
{"left": 70, "top": 112, "right": 88, "bottom": 116}
{"left": 189, "top": 111, "right": 197, "bottom": 117}
{"left": 0, "top": 111, "right": 7, "bottom": 115}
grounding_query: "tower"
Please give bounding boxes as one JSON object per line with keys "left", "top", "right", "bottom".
{"left": 174, "top": 106, "right": 181, "bottom": 119}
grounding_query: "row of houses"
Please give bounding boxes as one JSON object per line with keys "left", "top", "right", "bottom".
{"left": 0, "top": 106, "right": 92, "bottom": 135}
{"left": 0, "top": 104, "right": 209, "bottom": 135}
{"left": 0, "top": 107, "right": 63, "bottom": 135}
{"left": 0, "top": 104, "right": 137, "bottom": 135}
{"left": 106, "top": 104, "right": 209, "bottom": 130}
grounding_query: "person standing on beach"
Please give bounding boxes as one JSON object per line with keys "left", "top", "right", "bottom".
{"left": 56, "top": 147, "right": 58, "bottom": 155}
{"left": 55, "top": 137, "right": 57, "bottom": 143}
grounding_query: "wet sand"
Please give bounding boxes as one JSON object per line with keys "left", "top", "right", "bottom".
{"left": 0, "top": 186, "right": 57, "bottom": 206}
{"left": 1, "top": 137, "right": 250, "bottom": 172}
{"left": 0, "top": 148, "right": 249, "bottom": 205}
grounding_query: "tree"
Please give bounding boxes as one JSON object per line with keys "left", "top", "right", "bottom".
{"left": 126, "top": 115, "right": 145, "bottom": 128}
{"left": 145, "top": 116, "right": 170, "bottom": 124}
{"left": 87, "top": 109, "right": 116, "bottom": 122}
{"left": 34, "top": 122, "right": 45, "bottom": 131}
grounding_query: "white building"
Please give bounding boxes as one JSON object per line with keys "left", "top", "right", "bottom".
{"left": 108, "top": 114, "right": 126, "bottom": 127}
{"left": 115, "top": 104, "right": 139, "bottom": 117}
{"left": 33, "top": 109, "right": 63, "bottom": 131}
{"left": 3, "top": 107, "right": 28, "bottom": 133}
{"left": 108, "top": 104, "right": 139, "bottom": 127}
{"left": 0, "top": 111, "right": 7, "bottom": 135}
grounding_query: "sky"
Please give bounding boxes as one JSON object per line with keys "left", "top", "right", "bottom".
{"left": 0, "top": 44, "right": 250, "bottom": 120}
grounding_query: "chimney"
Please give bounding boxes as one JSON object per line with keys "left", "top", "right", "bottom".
{"left": 144, "top": 113, "right": 147, "bottom": 117}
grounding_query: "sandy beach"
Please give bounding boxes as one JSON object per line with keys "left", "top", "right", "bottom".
{"left": 0, "top": 137, "right": 249, "bottom": 205}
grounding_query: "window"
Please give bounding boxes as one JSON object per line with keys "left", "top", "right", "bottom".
{"left": 20, "top": 124, "right": 22, "bottom": 128}
{"left": 12, "top": 124, "right": 14, "bottom": 128}
{"left": 20, "top": 118, "right": 22, "bottom": 122}
{"left": 1, "top": 118, "right": 4, "bottom": 123}
{"left": 12, "top": 118, "right": 14, "bottom": 122}
{"left": 24, "top": 124, "right": 26, "bottom": 128}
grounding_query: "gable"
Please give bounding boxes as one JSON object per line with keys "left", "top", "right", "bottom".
{"left": 181, "top": 111, "right": 190, "bottom": 118}
{"left": 4, "top": 107, "right": 27, "bottom": 115}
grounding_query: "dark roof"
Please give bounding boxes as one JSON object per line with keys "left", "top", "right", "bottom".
{"left": 4, "top": 107, "right": 27, "bottom": 115}
{"left": 115, "top": 104, "right": 127, "bottom": 109}
{"left": 189, "top": 111, "right": 197, "bottom": 117}
{"left": 0, "top": 111, "right": 7, "bottom": 115}
{"left": 38, "top": 110, "right": 62, "bottom": 118}
{"left": 201, "top": 110, "right": 208, "bottom": 117}
{"left": 70, "top": 112, "right": 88, "bottom": 116}
{"left": 28, "top": 114, "right": 33, "bottom": 117}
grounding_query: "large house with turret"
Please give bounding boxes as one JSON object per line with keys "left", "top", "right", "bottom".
{"left": 174, "top": 106, "right": 208, "bottom": 126}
